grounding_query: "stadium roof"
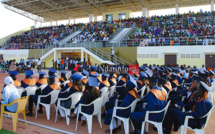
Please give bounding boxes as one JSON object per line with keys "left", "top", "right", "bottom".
{"left": 1, "top": 0, "right": 212, "bottom": 22}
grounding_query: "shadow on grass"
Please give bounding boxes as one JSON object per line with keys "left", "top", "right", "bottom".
{"left": 0, "top": 129, "right": 16, "bottom": 134}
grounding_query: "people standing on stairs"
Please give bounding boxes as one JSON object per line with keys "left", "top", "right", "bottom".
{"left": 37, "top": 58, "right": 41, "bottom": 72}
{"left": 110, "top": 47, "right": 114, "bottom": 62}
{"left": 57, "top": 58, "right": 61, "bottom": 71}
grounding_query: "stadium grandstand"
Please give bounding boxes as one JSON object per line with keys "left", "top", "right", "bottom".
{"left": 0, "top": 0, "right": 215, "bottom": 134}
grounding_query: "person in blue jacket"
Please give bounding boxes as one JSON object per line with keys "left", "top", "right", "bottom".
{"left": 163, "top": 81, "right": 213, "bottom": 134}
{"left": 130, "top": 76, "right": 167, "bottom": 134}
{"left": 21, "top": 70, "right": 37, "bottom": 97}
{"left": 48, "top": 68, "right": 59, "bottom": 83}
{"left": 68, "top": 76, "right": 101, "bottom": 126}
{"left": 26, "top": 75, "right": 61, "bottom": 116}
{"left": 36, "top": 72, "right": 48, "bottom": 87}
{"left": 137, "top": 72, "right": 148, "bottom": 96}
{"left": 99, "top": 73, "right": 110, "bottom": 90}
{"left": 21, "top": 70, "right": 37, "bottom": 89}
{"left": 104, "top": 75, "right": 139, "bottom": 133}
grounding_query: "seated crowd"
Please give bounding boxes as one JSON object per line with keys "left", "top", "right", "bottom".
{"left": 1, "top": 62, "right": 214, "bottom": 134}
{"left": 2, "top": 10, "right": 215, "bottom": 49}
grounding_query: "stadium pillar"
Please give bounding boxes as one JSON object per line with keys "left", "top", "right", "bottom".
{"left": 211, "top": 0, "right": 214, "bottom": 11}
{"left": 68, "top": 17, "right": 71, "bottom": 24}
{"left": 175, "top": 4, "right": 179, "bottom": 14}
{"left": 142, "top": 8, "right": 148, "bottom": 17}
{"left": 89, "top": 14, "right": 93, "bottom": 22}
{"left": 94, "top": 16, "right": 97, "bottom": 22}
{"left": 59, "top": 51, "right": 61, "bottom": 59}
{"left": 81, "top": 49, "right": 84, "bottom": 62}
{"left": 85, "top": 52, "right": 88, "bottom": 62}
{"left": 50, "top": 19, "right": 53, "bottom": 26}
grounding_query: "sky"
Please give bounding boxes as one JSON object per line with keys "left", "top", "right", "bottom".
{"left": 0, "top": 3, "right": 212, "bottom": 39}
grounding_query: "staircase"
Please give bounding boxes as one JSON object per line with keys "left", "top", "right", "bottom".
{"left": 58, "top": 31, "right": 82, "bottom": 46}
{"left": 109, "top": 28, "right": 132, "bottom": 43}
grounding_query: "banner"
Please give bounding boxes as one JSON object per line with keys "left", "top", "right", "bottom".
{"left": 128, "top": 64, "right": 139, "bottom": 75}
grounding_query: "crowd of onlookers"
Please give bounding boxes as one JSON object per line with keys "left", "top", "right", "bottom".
{"left": 2, "top": 10, "right": 215, "bottom": 49}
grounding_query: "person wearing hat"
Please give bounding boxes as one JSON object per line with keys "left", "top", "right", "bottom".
{"left": 81, "top": 69, "right": 89, "bottom": 86}
{"left": 21, "top": 70, "right": 37, "bottom": 96}
{"left": 89, "top": 65, "right": 96, "bottom": 75}
{"left": 9, "top": 71, "right": 21, "bottom": 87}
{"left": 158, "top": 70, "right": 172, "bottom": 93}
{"left": 71, "top": 70, "right": 77, "bottom": 75}
{"left": 1, "top": 76, "right": 20, "bottom": 112}
{"left": 56, "top": 73, "right": 84, "bottom": 118}
{"left": 36, "top": 72, "right": 48, "bottom": 87}
{"left": 26, "top": 75, "right": 61, "bottom": 116}
{"left": 137, "top": 72, "right": 148, "bottom": 95}
{"left": 108, "top": 73, "right": 117, "bottom": 87}
{"left": 59, "top": 71, "right": 68, "bottom": 88}
{"left": 48, "top": 68, "right": 59, "bottom": 83}
{"left": 208, "top": 70, "right": 214, "bottom": 86}
{"left": 68, "top": 76, "right": 101, "bottom": 126}
{"left": 163, "top": 81, "right": 213, "bottom": 134}
{"left": 129, "top": 75, "right": 167, "bottom": 134}
{"left": 99, "top": 74, "right": 110, "bottom": 90}
{"left": 104, "top": 75, "right": 139, "bottom": 133}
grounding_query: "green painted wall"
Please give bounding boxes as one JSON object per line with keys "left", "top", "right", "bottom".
{"left": 99, "top": 47, "right": 137, "bottom": 63}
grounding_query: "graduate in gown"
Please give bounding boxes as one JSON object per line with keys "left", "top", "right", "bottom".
{"left": 36, "top": 72, "right": 48, "bottom": 87}
{"left": 68, "top": 76, "right": 101, "bottom": 126}
{"left": 81, "top": 69, "right": 89, "bottom": 86}
{"left": 130, "top": 76, "right": 167, "bottom": 134}
{"left": 48, "top": 68, "right": 59, "bottom": 83}
{"left": 108, "top": 73, "right": 117, "bottom": 87}
{"left": 158, "top": 70, "right": 172, "bottom": 93}
{"left": 104, "top": 75, "right": 139, "bottom": 133}
{"left": 163, "top": 81, "right": 213, "bottom": 134}
{"left": 137, "top": 72, "right": 148, "bottom": 95}
{"left": 26, "top": 75, "right": 61, "bottom": 116}
{"left": 9, "top": 71, "right": 21, "bottom": 88}
{"left": 59, "top": 71, "right": 68, "bottom": 86}
{"left": 57, "top": 73, "right": 84, "bottom": 117}
{"left": 21, "top": 70, "right": 37, "bottom": 96}
{"left": 99, "top": 74, "right": 110, "bottom": 90}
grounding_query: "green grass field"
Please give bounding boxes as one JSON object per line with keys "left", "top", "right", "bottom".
{"left": 0, "top": 129, "right": 16, "bottom": 134}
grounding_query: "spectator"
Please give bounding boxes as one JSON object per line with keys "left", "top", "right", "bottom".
{"left": 57, "top": 58, "right": 61, "bottom": 70}
{"left": 37, "top": 58, "right": 41, "bottom": 72}
{"left": 110, "top": 47, "right": 114, "bottom": 62}
{"left": 61, "top": 58, "right": 65, "bottom": 70}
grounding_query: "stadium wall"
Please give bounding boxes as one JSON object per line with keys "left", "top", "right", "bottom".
{"left": 0, "top": 49, "right": 29, "bottom": 61}
{"left": 102, "top": 10, "right": 131, "bottom": 21}
{"left": 137, "top": 46, "right": 215, "bottom": 68}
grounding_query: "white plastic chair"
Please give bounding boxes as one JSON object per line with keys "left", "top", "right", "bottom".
{"left": 60, "top": 87, "right": 71, "bottom": 94}
{"left": 61, "top": 80, "right": 70, "bottom": 87}
{"left": 178, "top": 105, "right": 214, "bottom": 134}
{"left": 208, "top": 91, "right": 214, "bottom": 103}
{"left": 55, "top": 92, "right": 83, "bottom": 125}
{"left": 109, "top": 85, "right": 116, "bottom": 98}
{"left": 25, "top": 86, "right": 38, "bottom": 96}
{"left": 110, "top": 99, "right": 138, "bottom": 134}
{"left": 141, "top": 100, "right": 171, "bottom": 134}
{"left": 138, "top": 85, "right": 147, "bottom": 98}
{"left": 75, "top": 97, "right": 103, "bottom": 134}
{"left": 35, "top": 89, "right": 60, "bottom": 120}
{"left": 39, "top": 84, "right": 48, "bottom": 91}
{"left": 17, "top": 87, "right": 25, "bottom": 97}
{"left": 100, "top": 87, "right": 109, "bottom": 107}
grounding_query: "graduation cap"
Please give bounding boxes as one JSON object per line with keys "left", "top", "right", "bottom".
{"left": 160, "top": 66, "right": 165, "bottom": 70}
{"left": 49, "top": 68, "right": 56, "bottom": 76}
{"left": 90, "top": 66, "right": 96, "bottom": 71}
{"left": 144, "top": 69, "right": 153, "bottom": 77}
{"left": 126, "top": 75, "right": 137, "bottom": 89}
{"left": 158, "top": 76, "right": 167, "bottom": 83}
{"left": 199, "top": 81, "right": 212, "bottom": 92}
{"left": 82, "top": 69, "right": 89, "bottom": 76}
{"left": 165, "top": 67, "right": 172, "bottom": 72}
{"left": 209, "top": 70, "right": 215, "bottom": 76}
{"left": 70, "top": 73, "right": 84, "bottom": 81}
{"left": 154, "top": 66, "right": 160, "bottom": 71}
{"left": 131, "top": 75, "right": 138, "bottom": 81}
{"left": 158, "top": 70, "right": 165, "bottom": 76}
{"left": 71, "top": 70, "right": 77, "bottom": 74}
{"left": 139, "top": 72, "right": 148, "bottom": 79}
{"left": 171, "top": 72, "right": 178, "bottom": 77}
{"left": 88, "top": 76, "right": 99, "bottom": 87}
{"left": 139, "top": 66, "right": 147, "bottom": 71}
{"left": 61, "top": 71, "right": 67, "bottom": 74}
{"left": 38, "top": 72, "right": 46, "bottom": 78}
{"left": 172, "top": 67, "right": 179, "bottom": 73}
{"left": 192, "top": 74, "right": 198, "bottom": 81}
{"left": 9, "top": 71, "right": 18, "bottom": 78}
{"left": 48, "top": 75, "right": 56, "bottom": 82}
{"left": 198, "top": 69, "right": 209, "bottom": 79}
{"left": 89, "top": 72, "right": 100, "bottom": 77}
{"left": 190, "top": 68, "right": 198, "bottom": 74}
{"left": 25, "top": 70, "right": 33, "bottom": 76}
{"left": 148, "top": 74, "right": 158, "bottom": 83}
{"left": 102, "top": 74, "right": 110, "bottom": 79}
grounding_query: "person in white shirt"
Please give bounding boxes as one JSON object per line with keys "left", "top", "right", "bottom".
{"left": 110, "top": 47, "right": 114, "bottom": 62}
{"left": 200, "top": 65, "right": 206, "bottom": 71}
{"left": 57, "top": 58, "right": 61, "bottom": 71}
{"left": 1, "top": 76, "right": 20, "bottom": 112}
{"left": 37, "top": 58, "right": 42, "bottom": 72}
